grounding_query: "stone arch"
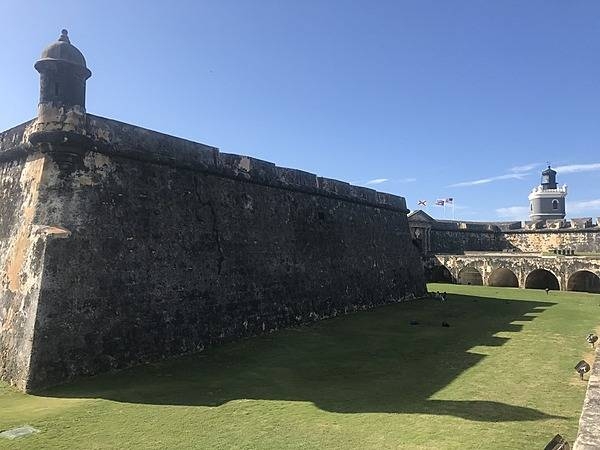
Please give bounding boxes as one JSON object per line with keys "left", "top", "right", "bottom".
{"left": 488, "top": 268, "right": 519, "bottom": 288}
{"left": 428, "top": 265, "right": 454, "bottom": 283}
{"left": 457, "top": 266, "right": 483, "bottom": 285}
{"left": 525, "top": 269, "right": 560, "bottom": 290}
{"left": 567, "top": 270, "right": 600, "bottom": 293}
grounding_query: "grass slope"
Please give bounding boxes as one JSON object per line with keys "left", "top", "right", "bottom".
{"left": 1, "top": 284, "right": 598, "bottom": 449}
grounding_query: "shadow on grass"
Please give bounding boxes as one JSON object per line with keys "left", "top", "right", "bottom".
{"left": 41, "top": 293, "right": 563, "bottom": 422}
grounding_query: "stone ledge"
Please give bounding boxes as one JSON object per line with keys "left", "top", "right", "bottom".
{"left": 574, "top": 346, "right": 600, "bottom": 449}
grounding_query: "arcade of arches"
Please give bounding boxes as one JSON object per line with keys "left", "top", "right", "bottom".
{"left": 433, "top": 255, "right": 600, "bottom": 294}
{"left": 454, "top": 266, "right": 600, "bottom": 292}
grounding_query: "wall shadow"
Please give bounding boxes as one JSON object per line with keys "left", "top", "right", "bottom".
{"left": 40, "top": 293, "right": 561, "bottom": 423}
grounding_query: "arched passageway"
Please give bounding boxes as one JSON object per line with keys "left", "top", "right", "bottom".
{"left": 457, "top": 267, "right": 483, "bottom": 285}
{"left": 428, "top": 265, "right": 454, "bottom": 283}
{"left": 525, "top": 269, "right": 559, "bottom": 290}
{"left": 567, "top": 270, "right": 600, "bottom": 293}
{"left": 488, "top": 268, "right": 519, "bottom": 288}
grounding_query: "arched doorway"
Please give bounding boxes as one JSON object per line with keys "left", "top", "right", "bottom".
{"left": 458, "top": 266, "right": 483, "bottom": 285}
{"left": 525, "top": 269, "right": 560, "bottom": 290}
{"left": 567, "top": 270, "right": 600, "bottom": 293}
{"left": 488, "top": 268, "right": 519, "bottom": 287}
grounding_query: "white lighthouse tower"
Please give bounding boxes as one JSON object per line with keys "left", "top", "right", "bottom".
{"left": 528, "top": 166, "right": 567, "bottom": 221}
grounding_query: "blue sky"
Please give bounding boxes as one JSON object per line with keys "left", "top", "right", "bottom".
{"left": 2, "top": 1, "right": 600, "bottom": 221}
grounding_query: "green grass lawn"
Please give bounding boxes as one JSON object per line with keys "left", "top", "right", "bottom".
{"left": 1, "top": 284, "right": 598, "bottom": 449}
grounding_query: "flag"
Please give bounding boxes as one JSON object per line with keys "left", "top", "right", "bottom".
{"left": 445, "top": 198, "right": 454, "bottom": 205}
{"left": 435, "top": 199, "right": 445, "bottom": 206}
{"left": 417, "top": 200, "right": 427, "bottom": 206}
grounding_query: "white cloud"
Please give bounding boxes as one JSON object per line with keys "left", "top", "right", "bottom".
{"left": 495, "top": 206, "right": 529, "bottom": 220}
{"left": 509, "top": 163, "right": 539, "bottom": 173}
{"left": 567, "top": 199, "right": 600, "bottom": 215}
{"left": 364, "top": 177, "right": 416, "bottom": 185}
{"left": 449, "top": 173, "right": 527, "bottom": 188}
{"left": 365, "top": 178, "right": 389, "bottom": 185}
{"left": 453, "top": 204, "right": 470, "bottom": 210}
{"left": 554, "top": 163, "right": 600, "bottom": 174}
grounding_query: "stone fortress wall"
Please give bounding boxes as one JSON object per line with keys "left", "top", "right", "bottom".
{"left": 502, "top": 227, "right": 600, "bottom": 254}
{"left": 0, "top": 115, "right": 426, "bottom": 391}
{"left": 426, "top": 217, "right": 600, "bottom": 255}
{"left": 410, "top": 210, "right": 600, "bottom": 256}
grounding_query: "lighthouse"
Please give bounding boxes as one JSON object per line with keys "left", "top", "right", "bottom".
{"left": 528, "top": 166, "right": 567, "bottom": 221}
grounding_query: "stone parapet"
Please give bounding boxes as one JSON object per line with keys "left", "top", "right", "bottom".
{"left": 571, "top": 218, "right": 593, "bottom": 229}
{"left": 0, "top": 120, "right": 35, "bottom": 160}
{"left": 524, "top": 220, "right": 544, "bottom": 230}
{"left": 0, "top": 115, "right": 407, "bottom": 213}
{"left": 546, "top": 219, "right": 568, "bottom": 229}
{"left": 496, "top": 221, "right": 523, "bottom": 231}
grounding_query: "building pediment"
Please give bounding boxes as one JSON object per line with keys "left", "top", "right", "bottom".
{"left": 408, "top": 210, "right": 436, "bottom": 224}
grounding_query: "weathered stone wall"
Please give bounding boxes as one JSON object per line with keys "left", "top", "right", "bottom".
{"left": 503, "top": 230, "right": 600, "bottom": 253}
{"left": 409, "top": 212, "right": 600, "bottom": 257}
{"left": 0, "top": 147, "right": 46, "bottom": 390}
{"left": 430, "top": 229, "right": 502, "bottom": 254}
{"left": 2, "top": 115, "right": 426, "bottom": 390}
{"left": 426, "top": 227, "right": 600, "bottom": 255}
